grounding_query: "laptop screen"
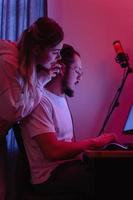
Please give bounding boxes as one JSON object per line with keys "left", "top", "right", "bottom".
{"left": 123, "top": 105, "right": 133, "bottom": 134}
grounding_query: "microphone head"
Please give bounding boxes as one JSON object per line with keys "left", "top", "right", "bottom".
{"left": 113, "top": 40, "right": 124, "bottom": 54}
{"left": 113, "top": 40, "right": 129, "bottom": 68}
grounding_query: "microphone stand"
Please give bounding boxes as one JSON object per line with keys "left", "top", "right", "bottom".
{"left": 98, "top": 58, "right": 132, "bottom": 136}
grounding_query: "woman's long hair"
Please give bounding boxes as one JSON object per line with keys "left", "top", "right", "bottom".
{"left": 17, "top": 17, "right": 64, "bottom": 99}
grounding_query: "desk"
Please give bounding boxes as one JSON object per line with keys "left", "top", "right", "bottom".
{"left": 83, "top": 150, "right": 133, "bottom": 199}
{"left": 84, "top": 150, "right": 133, "bottom": 158}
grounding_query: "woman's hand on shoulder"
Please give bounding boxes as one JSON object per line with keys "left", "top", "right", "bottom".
{"left": 37, "top": 63, "right": 62, "bottom": 87}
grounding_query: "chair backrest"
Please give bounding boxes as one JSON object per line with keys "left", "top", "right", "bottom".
{"left": 13, "top": 123, "right": 31, "bottom": 186}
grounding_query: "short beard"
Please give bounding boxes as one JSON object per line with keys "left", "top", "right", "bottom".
{"left": 64, "top": 87, "right": 74, "bottom": 97}
{"left": 62, "top": 71, "right": 74, "bottom": 97}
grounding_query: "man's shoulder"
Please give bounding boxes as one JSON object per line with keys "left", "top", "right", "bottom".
{"left": 35, "top": 90, "right": 53, "bottom": 112}
{"left": 41, "top": 90, "right": 53, "bottom": 103}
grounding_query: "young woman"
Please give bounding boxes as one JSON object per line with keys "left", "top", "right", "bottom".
{"left": 0, "top": 16, "right": 64, "bottom": 136}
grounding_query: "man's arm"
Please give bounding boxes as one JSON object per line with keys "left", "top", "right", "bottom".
{"left": 34, "top": 132, "right": 116, "bottom": 161}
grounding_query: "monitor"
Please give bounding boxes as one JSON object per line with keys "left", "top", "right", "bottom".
{"left": 123, "top": 105, "right": 133, "bottom": 134}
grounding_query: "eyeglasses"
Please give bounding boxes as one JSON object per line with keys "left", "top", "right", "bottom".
{"left": 74, "top": 68, "right": 83, "bottom": 76}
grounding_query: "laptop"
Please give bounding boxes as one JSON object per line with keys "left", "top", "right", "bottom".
{"left": 102, "top": 105, "right": 133, "bottom": 150}
{"left": 123, "top": 105, "right": 133, "bottom": 134}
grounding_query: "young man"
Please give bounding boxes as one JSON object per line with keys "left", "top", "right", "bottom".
{"left": 20, "top": 44, "right": 116, "bottom": 199}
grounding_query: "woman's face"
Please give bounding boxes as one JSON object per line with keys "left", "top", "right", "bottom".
{"left": 36, "top": 42, "right": 63, "bottom": 70}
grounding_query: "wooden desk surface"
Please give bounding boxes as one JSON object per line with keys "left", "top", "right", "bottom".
{"left": 84, "top": 150, "right": 133, "bottom": 158}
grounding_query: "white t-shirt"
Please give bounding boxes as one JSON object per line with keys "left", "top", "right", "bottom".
{"left": 0, "top": 40, "right": 42, "bottom": 135}
{"left": 21, "top": 89, "right": 74, "bottom": 184}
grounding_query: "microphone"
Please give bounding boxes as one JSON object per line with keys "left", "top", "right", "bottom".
{"left": 113, "top": 40, "right": 129, "bottom": 68}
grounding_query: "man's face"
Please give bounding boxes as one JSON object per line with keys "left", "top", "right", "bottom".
{"left": 63, "top": 54, "right": 83, "bottom": 97}
{"left": 36, "top": 42, "right": 63, "bottom": 70}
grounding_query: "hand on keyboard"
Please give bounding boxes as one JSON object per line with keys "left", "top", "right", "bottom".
{"left": 88, "top": 133, "right": 117, "bottom": 150}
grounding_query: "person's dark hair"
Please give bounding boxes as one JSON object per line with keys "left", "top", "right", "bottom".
{"left": 60, "top": 44, "right": 80, "bottom": 97}
{"left": 27, "top": 16, "right": 64, "bottom": 49}
{"left": 60, "top": 44, "right": 80, "bottom": 67}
